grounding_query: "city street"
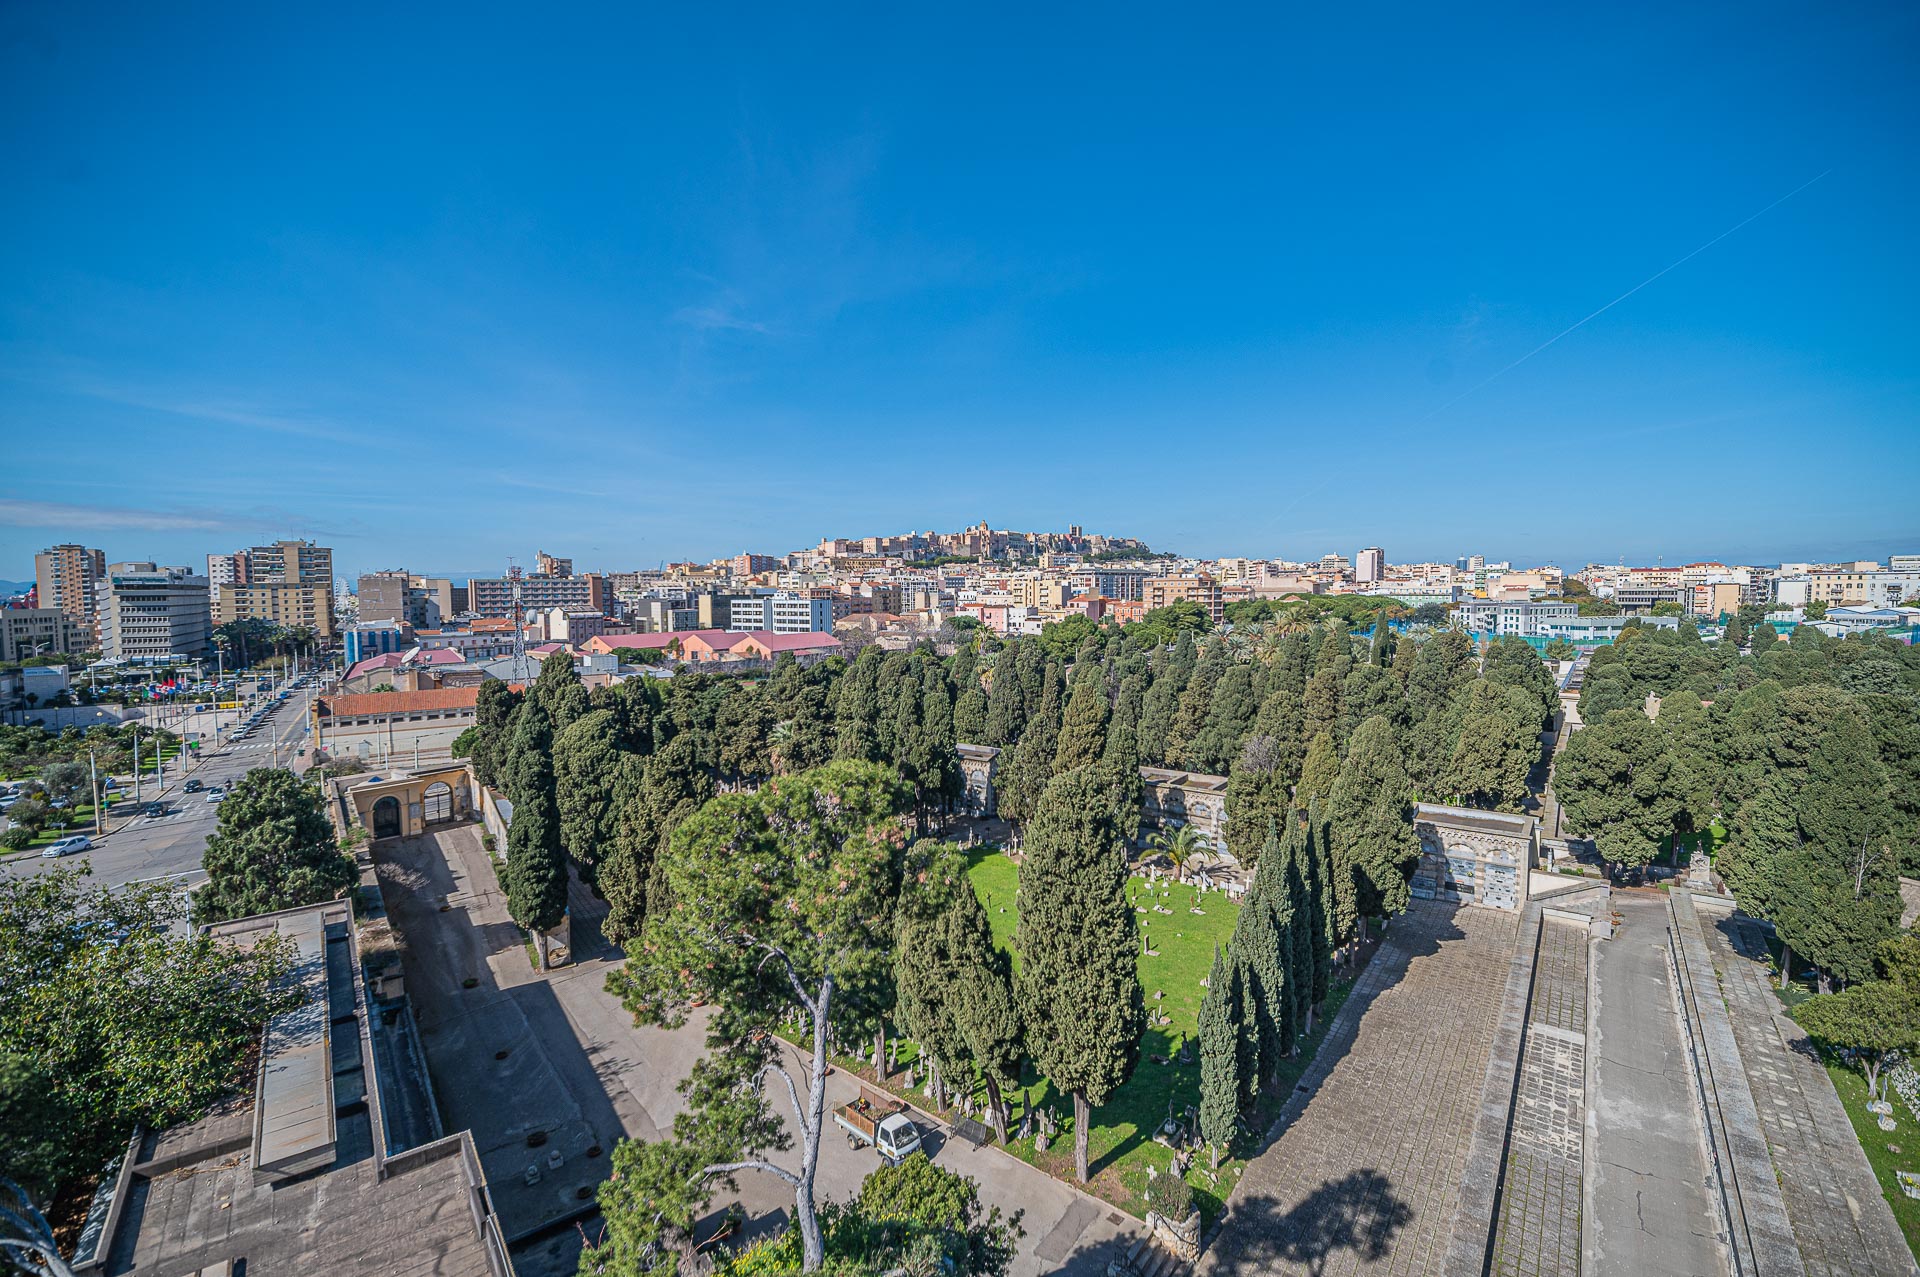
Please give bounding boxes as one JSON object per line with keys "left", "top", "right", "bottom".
{"left": 5, "top": 678, "right": 327, "bottom": 889}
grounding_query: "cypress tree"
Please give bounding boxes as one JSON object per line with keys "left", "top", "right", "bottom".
{"left": 947, "top": 878, "right": 1024, "bottom": 1144}
{"left": 1230, "top": 904, "right": 1273, "bottom": 1109}
{"left": 1197, "top": 944, "right": 1241, "bottom": 1166}
{"left": 834, "top": 647, "right": 885, "bottom": 761}
{"left": 1282, "top": 814, "right": 1317, "bottom": 1036}
{"left": 1305, "top": 798, "right": 1337, "bottom": 993}
{"left": 997, "top": 672, "right": 1063, "bottom": 827}
{"left": 1054, "top": 671, "right": 1111, "bottom": 773}
{"left": 954, "top": 684, "right": 988, "bottom": 744}
{"left": 1316, "top": 620, "right": 1354, "bottom": 681}
{"left": 1224, "top": 735, "right": 1290, "bottom": 870}
{"left": 504, "top": 697, "right": 569, "bottom": 951}
{"left": 1015, "top": 769, "right": 1145, "bottom": 1184}
{"left": 1252, "top": 823, "right": 1297, "bottom": 1060}
{"left": 1303, "top": 667, "right": 1342, "bottom": 745}
{"left": 1097, "top": 719, "right": 1145, "bottom": 845}
{"left": 1297, "top": 729, "right": 1341, "bottom": 805}
{"left": 1369, "top": 618, "right": 1394, "bottom": 667}
{"left": 1137, "top": 676, "right": 1179, "bottom": 766}
{"left": 469, "top": 679, "right": 521, "bottom": 790}
{"left": 1328, "top": 715, "right": 1423, "bottom": 938}
{"left": 1190, "top": 664, "right": 1258, "bottom": 775}
{"left": 553, "top": 707, "right": 622, "bottom": 873}
{"left": 982, "top": 655, "right": 1025, "bottom": 746}
{"left": 1112, "top": 673, "right": 1146, "bottom": 739}
{"left": 893, "top": 846, "right": 972, "bottom": 1110}
{"left": 1167, "top": 642, "right": 1224, "bottom": 767}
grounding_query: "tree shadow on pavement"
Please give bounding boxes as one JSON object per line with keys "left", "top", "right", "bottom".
{"left": 1204, "top": 1170, "right": 1413, "bottom": 1276}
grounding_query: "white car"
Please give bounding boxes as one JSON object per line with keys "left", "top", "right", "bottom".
{"left": 206, "top": 790, "right": 225, "bottom": 804}
{"left": 42, "top": 835, "right": 93, "bottom": 857}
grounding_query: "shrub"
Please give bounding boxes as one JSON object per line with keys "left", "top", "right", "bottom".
{"left": 1, "top": 828, "right": 32, "bottom": 851}
{"left": 1142, "top": 1169, "right": 1193, "bottom": 1220}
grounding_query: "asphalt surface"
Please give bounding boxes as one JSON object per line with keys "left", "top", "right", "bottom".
{"left": 6, "top": 680, "right": 326, "bottom": 889}
{"left": 1585, "top": 892, "right": 1727, "bottom": 1277}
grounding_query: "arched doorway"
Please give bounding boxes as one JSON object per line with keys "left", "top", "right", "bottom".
{"left": 372, "top": 795, "right": 402, "bottom": 840}
{"left": 422, "top": 781, "right": 453, "bottom": 825}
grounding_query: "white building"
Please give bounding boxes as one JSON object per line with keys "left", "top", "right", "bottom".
{"left": 1355, "top": 547, "right": 1384, "bottom": 584}
{"left": 99, "top": 563, "right": 210, "bottom": 662}
{"left": 1454, "top": 599, "right": 1577, "bottom": 637}
{"left": 728, "top": 593, "right": 835, "bottom": 633}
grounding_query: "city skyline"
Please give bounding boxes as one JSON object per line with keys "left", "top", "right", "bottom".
{"left": 4, "top": 5, "right": 1918, "bottom": 573}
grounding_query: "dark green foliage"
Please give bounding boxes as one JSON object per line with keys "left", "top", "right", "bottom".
{"left": 1326, "top": 716, "right": 1421, "bottom": 933}
{"left": 1137, "top": 674, "right": 1179, "bottom": 767}
{"left": 0, "top": 870, "right": 298, "bottom": 1198}
{"left": 1224, "top": 735, "right": 1290, "bottom": 870}
{"left": 554, "top": 708, "right": 622, "bottom": 871}
{"left": 981, "top": 653, "right": 1025, "bottom": 747}
{"left": 1053, "top": 670, "right": 1111, "bottom": 773}
{"left": 835, "top": 647, "right": 887, "bottom": 762}
{"left": 194, "top": 767, "right": 354, "bottom": 925}
{"left": 1297, "top": 729, "right": 1340, "bottom": 806}
{"left": 1013, "top": 768, "right": 1145, "bottom": 1183}
{"left": 1196, "top": 944, "right": 1241, "bottom": 1158}
{"left": 1442, "top": 680, "right": 1540, "bottom": 810}
{"left": 505, "top": 696, "right": 570, "bottom": 935}
{"left": 1188, "top": 663, "right": 1257, "bottom": 775}
{"left": 1553, "top": 708, "right": 1679, "bottom": 877}
{"left": 1168, "top": 643, "right": 1224, "bottom": 767}
{"left": 468, "top": 678, "right": 521, "bottom": 790}
{"left": 995, "top": 670, "right": 1062, "bottom": 826}
{"left": 1096, "top": 719, "right": 1145, "bottom": 844}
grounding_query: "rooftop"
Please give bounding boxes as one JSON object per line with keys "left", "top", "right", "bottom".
{"left": 316, "top": 687, "right": 481, "bottom": 717}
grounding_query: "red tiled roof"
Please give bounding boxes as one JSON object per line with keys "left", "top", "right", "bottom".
{"left": 317, "top": 687, "right": 480, "bottom": 717}
{"left": 584, "top": 630, "right": 732, "bottom": 654}
{"left": 734, "top": 631, "right": 843, "bottom": 652}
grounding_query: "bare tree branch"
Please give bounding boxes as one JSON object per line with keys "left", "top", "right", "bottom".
{"left": 699, "top": 1158, "right": 801, "bottom": 1190}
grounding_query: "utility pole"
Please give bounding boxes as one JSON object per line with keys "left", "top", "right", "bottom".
{"left": 132, "top": 725, "right": 141, "bottom": 803}
{"left": 90, "top": 748, "right": 102, "bottom": 835}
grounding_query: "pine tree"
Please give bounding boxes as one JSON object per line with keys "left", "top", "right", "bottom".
{"left": 1297, "top": 729, "right": 1341, "bottom": 805}
{"left": 1054, "top": 670, "right": 1111, "bottom": 773}
{"left": 1015, "top": 769, "right": 1145, "bottom": 1184}
{"left": 1327, "top": 715, "right": 1422, "bottom": 939}
{"left": 1197, "top": 945, "right": 1241, "bottom": 1166}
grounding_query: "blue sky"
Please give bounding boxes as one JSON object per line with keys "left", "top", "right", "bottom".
{"left": 2, "top": 2, "right": 1916, "bottom": 581}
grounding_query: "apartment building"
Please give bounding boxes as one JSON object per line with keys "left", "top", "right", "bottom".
{"left": 357, "top": 571, "right": 450, "bottom": 629}
{"left": 0, "top": 607, "right": 91, "bottom": 661}
{"left": 235, "top": 539, "right": 333, "bottom": 586}
{"left": 733, "top": 553, "right": 780, "bottom": 577}
{"left": 1807, "top": 568, "right": 1920, "bottom": 608}
{"left": 215, "top": 580, "right": 338, "bottom": 639}
{"left": 33, "top": 543, "right": 106, "bottom": 640}
{"left": 535, "top": 550, "right": 573, "bottom": 577}
{"left": 1454, "top": 599, "right": 1578, "bottom": 637}
{"left": 99, "top": 563, "right": 210, "bottom": 661}
{"left": 1144, "top": 574, "right": 1224, "bottom": 627}
{"left": 1355, "top": 547, "right": 1384, "bottom": 584}
{"left": 1068, "top": 568, "right": 1147, "bottom": 601}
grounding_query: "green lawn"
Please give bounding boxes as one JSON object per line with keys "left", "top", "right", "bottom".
{"left": 1822, "top": 1059, "right": 1920, "bottom": 1262}
{"left": 813, "top": 848, "right": 1362, "bottom": 1223}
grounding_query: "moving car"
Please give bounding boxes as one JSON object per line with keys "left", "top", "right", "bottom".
{"left": 143, "top": 802, "right": 168, "bottom": 818}
{"left": 183, "top": 778, "right": 202, "bottom": 793}
{"left": 41, "top": 835, "right": 92, "bottom": 857}
{"left": 206, "top": 789, "right": 225, "bottom": 804}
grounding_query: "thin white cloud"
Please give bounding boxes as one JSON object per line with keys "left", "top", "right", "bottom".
{"left": 672, "top": 304, "right": 775, "bottom": 335}
{"left": 38, "top": 375, "right": 376, "bottom": 445}
{"left": 0, "top": 499, "right": 242, "bottom": 532}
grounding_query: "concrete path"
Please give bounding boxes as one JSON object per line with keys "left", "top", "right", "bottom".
{"left": 1586, "top": 893, "right": 1726, "bottom": 1277}
{"left": 1203, "top": 901, "right": 1518, "bottom": 1277}
{"left": 1704, "top": 910, "right": 1917, "bottom": 1277}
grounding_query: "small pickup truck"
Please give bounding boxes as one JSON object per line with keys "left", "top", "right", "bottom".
{"left": 832, "top": 1088, "right": 922, "bottom": 1165}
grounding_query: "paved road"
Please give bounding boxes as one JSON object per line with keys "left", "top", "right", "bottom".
{"left": 374, "top": 824, "right": 1142, "bottom": 1277}
{"left": 6, "top": 681, "right": 324, "bottom": 889}
{"left": 1586, "top": 892, "right": 1726, "bottom": 1277}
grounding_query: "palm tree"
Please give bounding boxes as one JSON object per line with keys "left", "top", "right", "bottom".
{"left": 1147, "top": 823, "right": 1212, "bottom": 880}
{"left": 768, "top": 720, "right": 795, "bottom": 775}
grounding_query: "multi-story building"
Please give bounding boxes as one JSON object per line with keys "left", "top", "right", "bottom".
{"left": 1890, "top": 554, "right": 1920, "bottom": 573}
{"left": 1688, "top": 581, "right": 1745, "bottom": 620}
{"left": 205, "top": 552, "right": 239, "bottom": 605}
{"left": 342, "top": 620, "right": 414, "bottom": 665}
{"left": 215, "top": 581, "right": 338, "bottom": 639}
{"left": 0, "top": 607, "right": 91, "bottom": 661}
{"left": 534, "top": 550, "right": 573, "bottom": 577}
{"left": 33, "top": 543, "right": 106, "bottom": 641}
{"left": 732, "top": 553, "right": 779, "bottom": 577}
{"left": 1355, "top": 547, "right": 1384, "bottom": 584}
{"left": 727, "top": 593, "right": 835, "bottom": 633}
{"left": 1317, "top": 553, "right": 1353, "bottom": 579}
{"left": 1069, "top": 568, "right": 1147, "bottom": 601}
{"left": 467, "top": 571, "right": 607, "bottom": 618}
{"left": 1807, "top": 568, "right": 1920, "bottom": 608}
{"left": 1454, "top": 599, "right": 1578, "bottom": 637}
{"left": 99, "top": 563, "right": 210, "bottom": 662}
{"left": 358, "top": 571, "right": 446, "bottom": 629}
{"left": 1614, "top": 584, "right": 1687, "bottom": 613}
{"left": 235, "top": 539, "right": 333, "bottom": 586}
{"left": 1144, "top": 574, "right": 1224, "bottom": 627}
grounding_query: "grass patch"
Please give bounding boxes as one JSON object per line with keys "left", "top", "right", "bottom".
{"left": 1821, "top": 1058, "right": 1920, "bottom": 1262}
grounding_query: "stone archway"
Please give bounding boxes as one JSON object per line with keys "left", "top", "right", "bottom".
{"left": 372, "top": 795, "right": 402, "bottom": 839}
{"left": 422, "top": 781, "right": 453, "bottom": 824}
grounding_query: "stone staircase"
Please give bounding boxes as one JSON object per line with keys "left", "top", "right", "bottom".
{"left": 1109, "top": 1234, "right": 1187, "bottom": 1277}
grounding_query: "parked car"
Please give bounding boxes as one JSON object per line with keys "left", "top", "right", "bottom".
{"left": 42, "top": 835, "right": 92, "bottom": 857}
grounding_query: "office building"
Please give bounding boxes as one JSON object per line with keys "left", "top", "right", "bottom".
{"left": 1355, "top": 547, "right": 1384, "bottom": 584}
{"left": 33, "top": 543, "right": 106, "bottom": 640}
{"left": 0, "top": 607, "right": 91, "bottom": 661}
{"left": 728, "top": 593, "right": 836, "bottom": 633}
{"left": 99, "top": 563, "right": 211, "bottom": 662}
{"left": 467, "top": 571, "right": 607, "bottom": 618}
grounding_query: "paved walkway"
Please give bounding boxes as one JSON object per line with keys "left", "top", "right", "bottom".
{"left": 1703, "top": 910, "right": 1916, "bottom": 1277}
{"left": 1488, "top": 914, "right": 1587, "bottom": 1277}
{"left": 1202, "top": 901, "right": 1519, "bottom": 1277}
{"left": 1587, "top": 893, "right": 1726, "bottom": 1277}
